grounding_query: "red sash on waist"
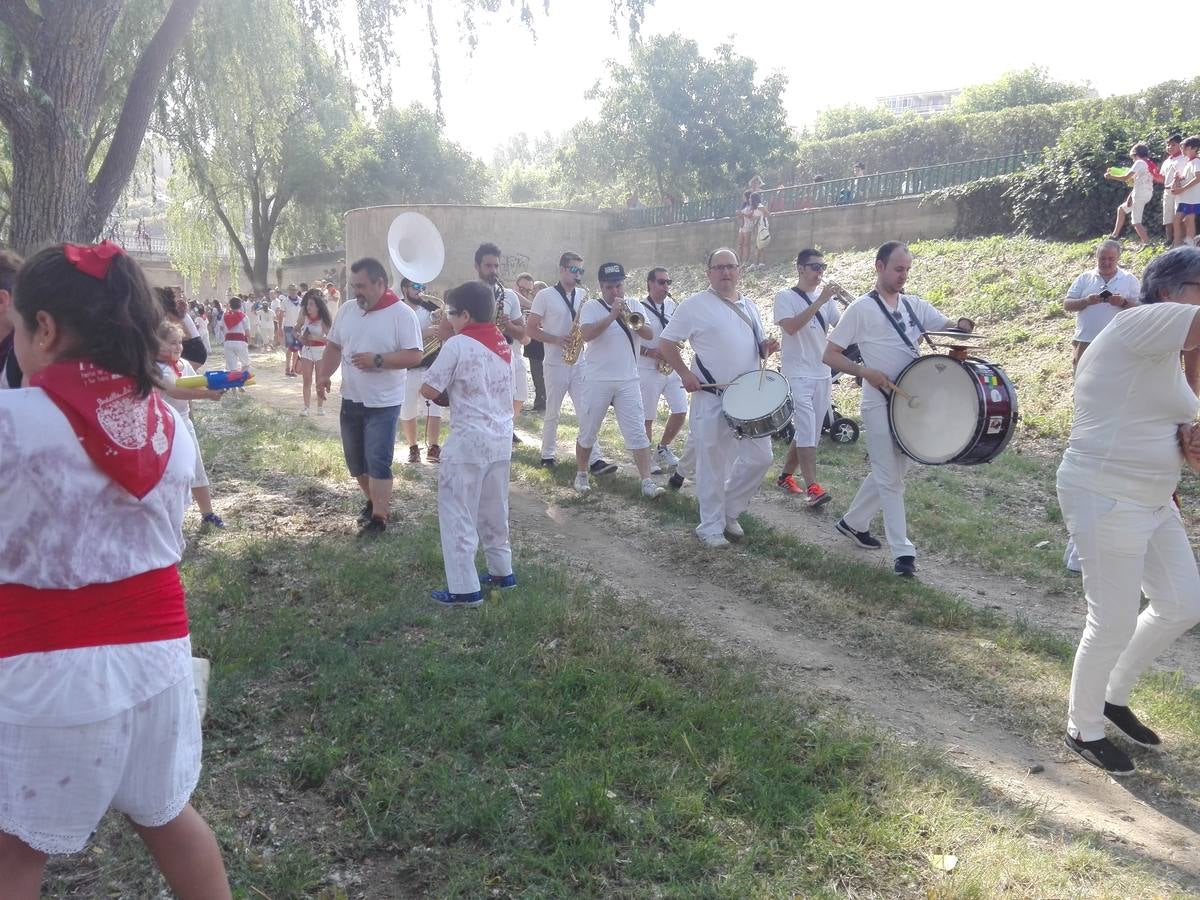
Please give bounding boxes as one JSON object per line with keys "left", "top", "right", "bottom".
{"left": 224, "top": 333, "right": 247, "bottom": 343}
{"left": 0, "top": 566, "right": 188, "bottom": 658}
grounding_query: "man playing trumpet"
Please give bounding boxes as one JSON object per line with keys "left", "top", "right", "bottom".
{"left": 573, "top": 263, "right": 665, "bottom": 498}
{"left": 773, "top": 248, "right": 842, "bottom": 507}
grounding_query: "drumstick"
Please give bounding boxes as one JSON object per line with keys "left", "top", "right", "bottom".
{"left": 885, "top": 380, "right": 922, "bottom": 408}
{"left": 695, "top": 381, "right": 733, "bottom": 389}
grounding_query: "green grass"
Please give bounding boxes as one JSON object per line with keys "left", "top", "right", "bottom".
{"left": 41, "top": 402, "right": 1193, "bottom": 898}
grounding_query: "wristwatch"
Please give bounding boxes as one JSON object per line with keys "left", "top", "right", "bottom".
{"left": 373, "top": 353, "right": 383, "bottom": 369}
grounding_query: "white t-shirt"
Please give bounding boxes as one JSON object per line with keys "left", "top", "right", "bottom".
{"left": 637, "top": 296, "right": 678, "bottom": 372}
{"left": 0, "top": 388, "right": 195, "bottom": 726}
{"left": 179, "top": 312, "right": 200, "bottom": 340}
{"left": 157, "top": 359, "right": 197, "bottom": 416}
{"left": 774, "top": 287, "right": 841, "bottom": 378}
{"left": 1129, "top": 158, "right": 1152, "bottom": 197}
{"left": 1066, "top": 268, "right": 1141, "bottom": 342}
{"left": 1162, "top": 153, "right": 1185, "bottom": 191}
{"left": 659, "top": 289, "right": 764, "bottom": 387}
{"left": 826, "top": 292, "right": 951, "bottom": 408}
{"left": 1059, "top": 302, "right": 1199, "bottom": 506}
{"left": 327, "top": 297, "right": 421, "bottom": 407}
{"left": 1178, "top": 157, "right": 1200, "bottom": 205}
{"left": 421, "top": 334, "right": 514, "bottom": 464}
{"left": 531, "top": 284, "right": 587, "bottom": 366}
{"left": 282, "top": 296, "right": 303, "bottom": 329}
{"left": 580, "top": 297, "right": 645, "bottom": 382}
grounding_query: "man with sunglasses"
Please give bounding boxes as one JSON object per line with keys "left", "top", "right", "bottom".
{"left": 774, "top": 249, "right": 840, "bottom": 507}
{"left": 657, "top": 248, "right": 779, "bottom": 548}
{"left": 528, "top": 251, "right": 611, "bottom": 473}
{"left": 638, "top": 267, "right": 687, "bottom": 472}
{"left": 823, "top": 241, "right": 973, "bottom": 576}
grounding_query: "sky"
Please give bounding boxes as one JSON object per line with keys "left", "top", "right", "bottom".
{"left": 349, "top": 0, "right": 1183, "bottom": 164}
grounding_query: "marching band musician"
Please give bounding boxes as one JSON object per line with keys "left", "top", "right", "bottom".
{"left": 473, "top": 243, "right": 528, "bottom": 440}
{"left": 657, "top": 248, "right": 779, "bottom": 548}
{"left": 528, "top": 251, "right": 612, "bottom": 474}
{"left": 773, "top": 249, "right": 839, "bottom": 508}
{"left": 573, "top": 263, "right": 666, "bottom": 498}
{"left": 398, "top": 277, "right": 444, "bottom": 463}
{"left": 638, "top": 267, "right": 688, "bottom": 473}
{"left": 823, "top": 241, "right": 973, "bottom": 577}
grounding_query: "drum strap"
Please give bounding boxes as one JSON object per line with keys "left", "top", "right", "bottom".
{"left": 707, "top": 289, "right": 765, "bottom": 359}
{"left": 597, "top": 299, "right": 637, "bottom": 358}
{"left": 693, "top": 354, "right": 721, "bottom": 395}
{"left": 791, "top": 287, "right": 825, "bottom": 331}
{"left": 869, "top": 290, "right": 922, "bottom": 355}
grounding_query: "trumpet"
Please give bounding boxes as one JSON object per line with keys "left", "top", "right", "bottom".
{"left": 825, "top": 280, "right": 857, "bottom": 307}
{"left": 624, "top": 310, "right": 644, "bottom": 329}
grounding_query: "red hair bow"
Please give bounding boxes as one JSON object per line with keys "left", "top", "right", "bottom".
{"left": 64, "top": 240, "right": 126, "bottom": 280}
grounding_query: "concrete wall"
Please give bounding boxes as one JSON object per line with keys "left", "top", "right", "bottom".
{"left": 278, "top": 250, "right": 345, "bottom": 291}
{"left": 600, "top": 195, "right": 958, "bottom": 271}
{"left": 344, "top": 204, "right": 612, "bottom": 296}
{"left": 135, "top": 254, "right": 248, "bottom": 301}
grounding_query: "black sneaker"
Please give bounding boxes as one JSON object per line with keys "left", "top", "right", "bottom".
{"left": 512, "top": 433, "right": 522, "bottom": 445}
{"left": 668, "top": 472, "right": 685, "bottom": 491}
{"left": 358, "top": 517, "right": 386, "bottom": 538}
{"left": 1104, "top": 703, "right": 1161, "bottom": 747}
{"left": 836, "top": 518, "right": 882, "bottom": 549}
{"left": 357, "top": 501, "right": 373, "bottom": 525}
{"left": 590, "top": 459, "right": 618, "bottom": 476}
{"left": 539, "top": 458, "right": 556, "bottom": 469}
{"left": 894, "top": 555, "right": 917, "bottom": 577}
{"left": 1064, "top": 733, "right": 1136, "bottom": 776}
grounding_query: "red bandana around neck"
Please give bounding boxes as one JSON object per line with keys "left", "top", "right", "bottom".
{"left": 363, "top": 289, "right": 402, "bottom": 313}
{"left": 30, "top": 360, "right": 176, "bottom": 499}
{"left": 459, "top": 322, "right": 512, "bottom": 363}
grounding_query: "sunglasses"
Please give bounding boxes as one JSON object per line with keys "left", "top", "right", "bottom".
{"left": 410, "top": 282, "right": 427, "bottom": 292}
{"left": 655, "top": 278, "right": 672, "bottom": 286}
{"left": 803, "top": 262, "right": 828, "bottom": 272}
{"left": 567, "top": 266, "right": 585, "bottom": 275}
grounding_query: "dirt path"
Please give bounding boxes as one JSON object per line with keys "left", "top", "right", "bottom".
{"left": 243, "top": 363, "right": 1200, "bottom": 885}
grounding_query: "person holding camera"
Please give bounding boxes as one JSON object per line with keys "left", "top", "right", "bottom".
{"left": 1064, "top": 239, "right": 1140, "bottom": 372}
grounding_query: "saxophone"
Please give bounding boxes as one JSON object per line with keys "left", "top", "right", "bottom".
{"left": 645, "top": 298, "right": 675, "bottom": 375}
{"left": 560, "top": 299, "right": 586, "bottom": 366}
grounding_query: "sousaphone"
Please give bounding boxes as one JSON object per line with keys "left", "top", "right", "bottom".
{"left": 387, "top": 212, "right": 446, "bottom": 363}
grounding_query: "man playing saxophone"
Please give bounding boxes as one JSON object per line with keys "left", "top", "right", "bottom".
{"left": 528, "top": 250, "right": 612, "bottom": 473}
{"left": 637, "top": 266, "right": 688, "bottom": 473}
{"left": 474, "top": 243, "right": 528, "bottom": 441}
{"left": 572, "top": 262, "right": 665, "bottom": 498}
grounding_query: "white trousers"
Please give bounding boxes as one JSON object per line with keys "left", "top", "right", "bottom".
{"left": 690, "top": 391, "right": 773, "bottom": 539}
{"left": 223, "top": 341, "right": 250, "bottom": 372}
{"left": 639, "top": 369, "right": 689, "bottom": 418}
{"left": 576, "top": 378, "right": 650, "bottom": 450}
{"left": 511, "top": 350, "right": 528, "bottom": 404}
{"left": 788, "top": 375, "right": 832, "bottom": 448}
{"left": 1058, "top": 484, "right": 1200, "bottom": 741}
{"left": 541, "top": 362, "right": 600, "bottom": 463}
{"left": 843, "top": 402, "right": 915, "bottom": 559}
{"left": 676, "top": 393, "right": 698, "bottom": 478}
{"left": 438, "top": 459, "right": 512, "bottom": 595}
{"left": 400, "top": 367, "right": 443, "bottom": 421}
{"left": 183, "top": 418, "right": 209, "bottom": 489}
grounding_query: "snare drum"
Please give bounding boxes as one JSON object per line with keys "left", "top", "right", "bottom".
{"left": 888, "top": 355, "right": 1017, "bottom": 465}
{"left": 721, "top": 369, "right": 794, "bottom": 439}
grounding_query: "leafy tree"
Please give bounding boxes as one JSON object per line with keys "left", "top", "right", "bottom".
{"left": 811, "top": 103, "right": 897, "bottom": 139}
{"left": 567, "top": 33, "right": 796, "bottom": 206}
{"left": 0, "top": 0, "right": 652, "bottom": 254}
{"left": 158, "top": 0, "right": 354, "bottom": 290}
{"left": 953, "top": 66, "right": 1093, "bottom": 115}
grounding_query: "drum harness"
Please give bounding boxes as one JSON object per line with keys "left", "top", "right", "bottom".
{"left": 694, "top": 290, "right": 763, "bottom": 395}
{"left": 869, "top": 290, "right": 927, "bottom": 358}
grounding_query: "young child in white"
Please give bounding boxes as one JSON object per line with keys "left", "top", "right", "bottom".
{"left": 221, "top": 297, "right": 251, "bottom": 378}
{"left": 420, "top": 282, "right": 516, "bottom": 607}
{"left": 156, "top": 321, "right": 226, "bottom": 528}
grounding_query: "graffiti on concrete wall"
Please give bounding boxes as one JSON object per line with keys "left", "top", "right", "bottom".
{"left": 499, "top": 254, "right": 531, "bottom": 280}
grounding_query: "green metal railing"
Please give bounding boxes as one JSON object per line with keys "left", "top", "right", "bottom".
{"left": 612, "top": 154, "right": 1033, "bottom": 230}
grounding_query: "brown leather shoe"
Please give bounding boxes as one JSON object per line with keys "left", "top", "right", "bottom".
{"left": 427, "top": 444, "right": 441, "bottom": 463}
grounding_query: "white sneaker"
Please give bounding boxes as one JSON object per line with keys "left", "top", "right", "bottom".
{"left": 649, "top": 461, "right": 663, "bottom": 475}
{"left": 658, "top": 445, "right": 680, "bottom": 467}
{"left": 642, "top": 479, "right": 665, "bottom": 499}
{"left": 317, "top": 407, "right": 326, "bottom": 417}
{"left": 574, "top": 472, "right": 591, "bottom": 494}
{"left": 723, "top": 518, "right": 745, "bottom": 542}
{"left": 696, "top": 530, "right": 731, "bottom": 548}
{"left": 300, "top": 406, "right": 310, "bottom": 417}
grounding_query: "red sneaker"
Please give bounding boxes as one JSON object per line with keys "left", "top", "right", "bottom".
{"left": 806, "top": 483, "right": 831, "bottom": 508}
{"left": 776, "top": 473, "right": 803, "bottom": 495}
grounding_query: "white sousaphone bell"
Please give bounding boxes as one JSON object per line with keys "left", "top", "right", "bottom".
{"left": 386, "top": 211, "right": 445, "bottom": 285}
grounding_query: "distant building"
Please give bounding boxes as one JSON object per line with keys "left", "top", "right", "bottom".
{"left": 877, "top": 89, "right": 960, "bottom": 118}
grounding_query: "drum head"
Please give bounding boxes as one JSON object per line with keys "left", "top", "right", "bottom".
{"left": 722, "top": 369, "right": 789, "bottom": 420}
{"left": 890, "top": 357, "right": 979, "bottom": 464}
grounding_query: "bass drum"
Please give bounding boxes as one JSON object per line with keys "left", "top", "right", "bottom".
{"left": 888, "top": 355, "right": 1018, "bottom": 465}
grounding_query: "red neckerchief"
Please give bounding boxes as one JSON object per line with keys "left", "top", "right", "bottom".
{"left": 459, "top": 322, "right": 512, "bottom": 363}
{"left": 30, "top": 360, "right": 176, "bottom": 499}
{"left": 166, "top": 360, "right": 183, "bottom": 378}
{"left": 223, "top": 310, "right": 245, "bottom": 329}
{"left": 363, "top": 289, "right": 401, "bottom": 313}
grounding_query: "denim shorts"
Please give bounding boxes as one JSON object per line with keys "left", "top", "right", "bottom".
{"left": 340, "top": 399, "right": 401, "bottom": 479}
{"left": 1178, "top": 202, "right": 1200, "bottom": 217}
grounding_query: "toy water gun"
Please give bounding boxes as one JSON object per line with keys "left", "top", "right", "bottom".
{"left": 1105, "top": 166, "right": 1132, "bottom": 180}
{"left": 176, "top": 370, "right": 256, "bottom": 391}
